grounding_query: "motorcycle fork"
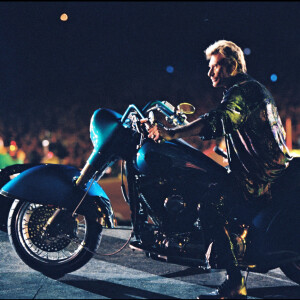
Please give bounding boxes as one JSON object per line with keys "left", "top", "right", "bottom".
{"left": 42, "top": 208, "right": 61, "bottom": 232}
{"left": 43, "top": 179, "right": 95, "bottom": 232}
{"left": 42, "top": 173, "right": 98, "bottom": 232}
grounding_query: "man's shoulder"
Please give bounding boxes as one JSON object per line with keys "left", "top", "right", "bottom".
{"left": 234, "top": 74, "right": 261, "bottom": 90}
{"left": 227, "top": 75, "right": 267, "bottom": 98}
{"left": 222, "top": 75, "right": 271, "bottom": 108}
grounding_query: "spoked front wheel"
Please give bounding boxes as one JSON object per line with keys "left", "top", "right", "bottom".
{"left": 8, "top": 200, "right": 102, "bottom": 277}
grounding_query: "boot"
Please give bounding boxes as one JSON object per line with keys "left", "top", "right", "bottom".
{"left": 197, "top": 275, "right": 247, "bottom": 299}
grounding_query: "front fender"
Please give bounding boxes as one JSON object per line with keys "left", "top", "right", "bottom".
{"left": 0, "top": 164, "right": 41, "bottom": 232}
{"left": 0, "top": 164, "right": 115, "bottom": 228}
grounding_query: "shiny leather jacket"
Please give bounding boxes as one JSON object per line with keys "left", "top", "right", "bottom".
{"left": 199, "top": 73, "right": 293, "bottom": 199}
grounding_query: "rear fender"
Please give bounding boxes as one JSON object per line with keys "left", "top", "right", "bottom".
{"left": 0, "top": 164, "right": 115, "bottom": 228}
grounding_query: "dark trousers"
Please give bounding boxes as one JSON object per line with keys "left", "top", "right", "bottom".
{"left": 199, "top": 180, "right": 245, "bottom": 279}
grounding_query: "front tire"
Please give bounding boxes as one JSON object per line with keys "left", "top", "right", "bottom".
{"left": 281, "top": 261, "right": 300, "bottom": 285}
{"left": 8, "top": 200, "right": 102, "bottom": 277}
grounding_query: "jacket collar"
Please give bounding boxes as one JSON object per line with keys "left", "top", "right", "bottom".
{"left": 224, "top": 73, "right": 251, "bottom": 93}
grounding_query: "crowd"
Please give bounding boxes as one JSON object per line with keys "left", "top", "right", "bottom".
{"left": 0, "top": 103, "right": 94, "bottom": 169}
{"left": 0, "top": 76, "right": 299, "bottom": 172}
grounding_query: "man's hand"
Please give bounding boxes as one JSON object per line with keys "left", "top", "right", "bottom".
{"left": 140, "top": 119, "right": 173, "bottom": 142}
{"left": 147, "top": 123, "right": 173, "bottom": 142}
{"left": 141, "top": 112, "right": 204, "bottom": 142}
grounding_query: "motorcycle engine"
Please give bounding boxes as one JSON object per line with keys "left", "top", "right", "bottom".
{"left": 163, "top": 194, "right": 196, "bottom": 232}
{"left": 136, "top": 174, "right": 199, "bottom": 233}
{"left": 164, "top": 195, "right": 186, "bottom": 216}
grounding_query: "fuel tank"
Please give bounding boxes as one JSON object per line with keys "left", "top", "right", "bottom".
{"left": 134, "top": 139, "right": 227, "bottom": 181}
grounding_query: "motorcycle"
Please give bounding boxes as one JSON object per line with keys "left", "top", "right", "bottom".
{"left": 0, "top": 100, "right": 299, "bottom": 285}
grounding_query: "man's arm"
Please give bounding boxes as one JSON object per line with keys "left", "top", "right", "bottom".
{"left": 148, "top": 85, "right": 249, "bottom": 142}
{"left": 147, "top": 117, "right": 206, "bottom": 141}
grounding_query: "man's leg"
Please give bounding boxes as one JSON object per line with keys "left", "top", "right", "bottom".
{"left": 197, "top": 184, "right": 247, "bottom": 299}
{"left": 208, "top": 223, "right": 247, "bottom": 298}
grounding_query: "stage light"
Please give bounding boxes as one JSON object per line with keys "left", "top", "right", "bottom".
{"left": 243, "top": 48, "right": 251, "bottom": 55}
{"left": 9, "top": 145, "right": 16, "bottom": 152}
{"left": 166, "top": 66, "right": 174, "bottom": 73}
{"left": 270, "top": 74, "right": 278, "bottom": 82}
{"left": 47, "top": 152, "right": 54, "bottom": 159}
{"left": 60, "top": 13, "right": 68, "bottom": 22}
{"left": 42, "top": 140, "right": 50, "bottom": 147}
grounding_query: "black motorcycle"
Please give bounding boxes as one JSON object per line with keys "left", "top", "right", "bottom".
{"left": 0, "top": 100, "right": 299, "bottom": 285}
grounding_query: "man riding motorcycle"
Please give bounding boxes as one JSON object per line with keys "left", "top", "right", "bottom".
{"left": 147, "top": 40, "right": 293, "bottom": 299}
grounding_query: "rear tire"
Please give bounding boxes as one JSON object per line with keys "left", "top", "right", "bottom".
{"left": 8, "top": 200, "right": 102, "bottom": 277}
{"left": 280, "top": 261, "right": 300, "bottom": 285}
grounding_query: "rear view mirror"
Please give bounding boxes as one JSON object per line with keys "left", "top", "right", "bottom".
{"left": 177, "top": 103, "right": 195, "bottom": 115}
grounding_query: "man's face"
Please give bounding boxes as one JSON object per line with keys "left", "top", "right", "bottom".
{"left": 208, "top": 53, "right": 231, "bottom": 88}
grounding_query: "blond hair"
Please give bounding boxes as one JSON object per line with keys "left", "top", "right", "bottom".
{"left": 205, "top": 40, "right": 247, "bottom": 74}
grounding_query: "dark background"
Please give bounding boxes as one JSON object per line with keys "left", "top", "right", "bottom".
{"left": 0, "top": 2, "right": 299, "bottom": 109}
{"left": 0, "top": 1, "right": 299, "bottom": 166}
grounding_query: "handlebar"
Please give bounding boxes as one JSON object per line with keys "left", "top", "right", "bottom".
{"left": 121, "top": 100, "right": 188, "bottom": 127}
{"left": 121, "top": 104, "right": 145, "bottom": 123}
